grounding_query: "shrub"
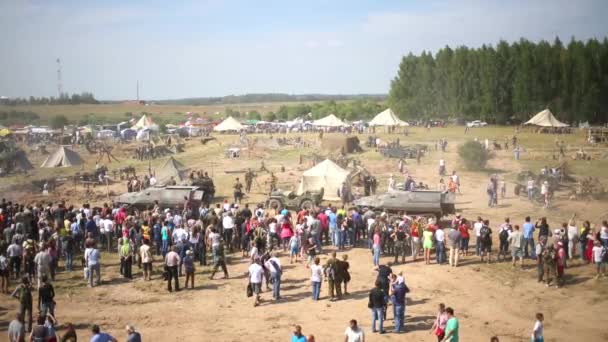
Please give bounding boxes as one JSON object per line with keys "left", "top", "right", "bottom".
{"left": 458, "top": 140, "right": 491, "bottom": 170}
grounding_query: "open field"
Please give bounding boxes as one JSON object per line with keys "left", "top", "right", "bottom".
{"left": 1, "top": 126, "right": 607, "bottom": 341}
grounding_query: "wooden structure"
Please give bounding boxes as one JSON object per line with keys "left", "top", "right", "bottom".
{"left": 588, "top": 128, "right": 608, "bottom": 144}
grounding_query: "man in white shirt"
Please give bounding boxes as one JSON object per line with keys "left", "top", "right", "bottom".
{"left": 435, "top": 228, "right": 446, "bottom": 264}
{"left": 567, "top": 216, "right": 579, "bottom": 259}
{"left": 264, "top": 252, "right": 282, "bottom": 300}
{"left": 248, "top": 260, "right": 264, "bottom": 306}
{"left": 222, "top": 213, "right": 235, "bottom": 251}
{"left": 84, "top": 244, "right": 101, "bottom": 287}
{"left": 527, "top": 178, "right": 535, "bottom": 201}
{"left": 149, "top": 175, "right": 157, "bottom": 186}
{"left": 439, "top": 159, "right": 446, "bottom": 176}
{"left": 103, "top": 216, "right": 114, "bottom": 252}
{"left": 451, "top": 171, "right": 460, "bottom": 193}
{"left": 473, "top": 217, "right": 484, "bottom": 256}
{"left": 344, "top": 319, "right": 365, "bottom": 342}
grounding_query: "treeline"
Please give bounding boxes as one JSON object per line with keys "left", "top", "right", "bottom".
{"left": 0, "top": 92, "right": 99, "bottom": 106}
{"left": 156, "top": 93, "right": 386, "bottom": 106}
{"left": 226, "top": 100, "right": 384, "bottom": 122}
{"left": 0, "top": 110, "right": 41, "bottom": 126}
{"left": 389, "top": 37, "right": 608, "bottom": 124}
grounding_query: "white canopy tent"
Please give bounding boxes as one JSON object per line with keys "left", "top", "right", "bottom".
{"left": 131, "top": 114, "right": 159, "bottom": 131}
{"left": 524, "top": 109, "right": 569, "bottom": 127}
{"left": 369, "top": 108, "right": 409, "bottom": 126}
{"left": 297, "top": 159, "right": 350, "bottom": 201}
{"left": 213, "top": 116, "right": 245, "bottom": 132}
{"left": 312, "top": 114, "right": 348, "bottom": 127}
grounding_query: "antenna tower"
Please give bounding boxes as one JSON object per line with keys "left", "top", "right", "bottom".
{"left": 137, "top": 80, "right": 140, "bottom": 101}
{"left": 56, "top": 58, "right": 63, "bottom": 97}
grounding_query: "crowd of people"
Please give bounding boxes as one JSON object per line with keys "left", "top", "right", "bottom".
{"left": 1, "top": 192, "right": 606, "bottom": 341}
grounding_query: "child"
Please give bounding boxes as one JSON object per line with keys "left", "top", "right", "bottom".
{"left": 184, "top": 250, "right": 195, "bottom": 289}
{"left": 289, "top": 233, "right": 300, "bottom": 264}
{"left": 531, "top": 313, "right": 544, "bottom": 342}
{"left": 592, "top": 240, "right": 606, "bottom": 278}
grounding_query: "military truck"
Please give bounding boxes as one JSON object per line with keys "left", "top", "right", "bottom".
{"left": 114, "top": 185, "right": 212, "bottom": 211}
{"left": 353, "top": 190, "right": 456, "bottom": 220}
{"left": 266, "top": 188, "right": 324, "bottom": 210}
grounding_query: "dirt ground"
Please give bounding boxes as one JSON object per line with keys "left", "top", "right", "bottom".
{"left": 1, "top": 127, "right": 608, "bottom": 341}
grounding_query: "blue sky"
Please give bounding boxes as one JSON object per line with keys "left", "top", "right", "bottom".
{"left": 1, "top": 0, "right": 607, "bottom": 100}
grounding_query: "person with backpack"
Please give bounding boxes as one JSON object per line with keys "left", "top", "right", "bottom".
{"left": 265, "top": 251, "right": 282, "bottom": 300}
{"left": 542, "top": 244, "right": 557, "bottom": 287}
{"left": 497, "top": 218, "right": 512, "bottom": 262}
{"left": 591, "top": 240, "right": 607, "bottom": 278}
{"left": 324, "top": 251, "right": 343, "bottom": 301}
{"left": 11, "top": 276, "right": 33, "bottom": 332}
{"left": 479, "top": 220, "right": 493, "bottom": 264}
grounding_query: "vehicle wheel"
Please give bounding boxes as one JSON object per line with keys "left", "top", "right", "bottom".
{"left": 268, "top": 199, "right": 281, "bottom": 210}
{"left": 300, "top": 199, "right": 314, "bottom": 210}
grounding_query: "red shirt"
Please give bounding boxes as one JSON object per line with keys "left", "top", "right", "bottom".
{"left": 458, "top": 223, "right": 470, "bottom": 239}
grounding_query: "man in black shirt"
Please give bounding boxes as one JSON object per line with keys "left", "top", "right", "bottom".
{"left": 392, "top": 226, "right": 407, "bottom": 264}
{"left": 38, "top": 275, "right": 55, "bottom": 317}
{"left": 369, "top": 280, "right": 387, "bottom": 334}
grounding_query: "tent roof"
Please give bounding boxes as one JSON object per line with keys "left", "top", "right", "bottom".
{"left": 524, "top": 109, "right": 569, "bottom": 127}
{"left": 368, "top": 108, "right": 409, "bottom": 126}
{"left": 312, "top": 114, "right": 348, "bottom": 127}
{"left": 213, "top": 116, "right": 245, "bottom": 132}
{"left": 40, "top": 146, "right": 84, "bottom": 168}
{"left": 298, "top": 159, "right": 350, "bottom": 200}
{"left": 302, "top": 159, "right": 350, "bottom": 177}
{"left": 157, "top": 157, "right": 189, "bottom": 185}
{"left": 131, "top": 114, "right": 157, "bottom": 130}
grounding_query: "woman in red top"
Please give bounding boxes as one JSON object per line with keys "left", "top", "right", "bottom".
{"left": 458, "top": 218, "right": 471, "bottom": 256}
{"left": 280, "top": 219, "right": 294, "bottom": 252}
{"left": 410, "top": 220, "right": 421, "bottom": 261}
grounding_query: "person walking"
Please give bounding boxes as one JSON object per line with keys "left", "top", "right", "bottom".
{"left": 165, "top": 246, "right": 180, "bottom": 292}
{"left": 531, "top": 313, "right": 544, "bottom": 342}
{"left": 344, "top": 319, "right": 365, "bottom": 342}
{"left": 447, "top": 227, "right": 461, "bottom": 267}
{"left": 248, "top": 259, "right": 264, "bottom": 307}
{"left": 430, "top": 303, "right": 448, "bottom": 342}
{"left": 310, "top": 257, "right": 323, "bottom": 300}
{"left": 265, "top": 252, "right": 282, "bottom": 300}
{"left": 7, "top": 313, "right": 25, "bottom": 342}
{"left": 38, "top": 275, "right": 55, "bottom": 317}
{"left": 184, "top": 250, "right": 195, "bottom": 289}
{"left": 126, "top": 325, "right": 142, "bottom": 342}
{"left": 497, "top": 218, "right": 512, "bottom": 262}
{"left": 11, "top": 276, "right": 32, "bottom": 332}
{"left": 508, "top": 225, "right": 525, "bottom": 267}
{"left": 209, "top": 240, "right": 229, "bottom": 280}
{"left": 84, "top": 241, "right": 101, "bottom": 287}
{"left": 324, "top": 252, "right": 343, "bottom": 301}
{"left": 368, "top": 280, "right": 386, "bottom": 334}
{"left": 523, "top": 216, "right": 536, "bottom": 259}
{"left": 592, "top": 240, "right": 607, "bottom": 278}
{"left": 443, "top": 307, "right": 459, "bottom": 342}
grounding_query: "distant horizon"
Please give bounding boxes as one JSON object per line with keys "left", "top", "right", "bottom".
{"left": 2, "top": 0, "right": 607, "bottom": 100}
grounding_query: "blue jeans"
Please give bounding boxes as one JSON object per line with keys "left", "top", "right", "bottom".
{"left": 162, "top": 240, "right": 169, "bottom": 257}
{"left": 580, "top": 241, "right": 588, "bottom": 261}
{"left": 311, "top": 281, "right": 321, "bottom": 300}
{"left": 476, "top": 236, "right": 481, "bottom": 256}
{"left": 436, "top": 241, "right": 445, "bottom": 264}
{"left": 338, "top": 230, "right": 345, "bottom": 250}
{"left": 64, "top": 251, "right": 73, "bottom": 271}
{"left": 528, "top": 188, "right": 534, "bottom": 200}
{"left": 330, "top": 227, "right": 338, "bottom": 246}
{"left": 393, "top": 304, "right": 405, "bottom": 332}
{"left": 371, "top": 307, "right": 384, "bottom": 332}
{"left": 349, "top": 229, "right": 356, "bottom": 246}
{"left": 271, "top": 272, "right": 281, "bottom": 299}
{"left": 602, "top": 239, "right": 608, "bottom": 248}
{"left": 373, "top": 246, "right": 380, "bottom": 266}
{"left": 313, "top": 234, "right": 322, "bottom": 253}
{"left": 524, "top": 238, "right": 536, "bottom": 258}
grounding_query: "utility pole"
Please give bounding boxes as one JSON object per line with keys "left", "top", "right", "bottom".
{"left": 56, "top": 58, "right": 63, "bottom": 97}
{"left": 137, "top": 80, "right": 140, "bottom": 102}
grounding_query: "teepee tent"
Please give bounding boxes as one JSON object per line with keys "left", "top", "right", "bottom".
{"left": 131, "top": 114, "right": 158, "bottom": 130}
{"left": 297, "top": 159, "right": 350, "bottom": 201}
{"left": 312, "top": 114, "right": 348, "bottom": 127}
{"left": 524, "top": 109, "right": 569, "bottom": 127}
{"left": 369, "top": 108, "right": 409, "bottom": 126}
{"left": 156, "top": 156, "right": 189, "bottom": 185}
{"left": 41, "top": 146, "right": 84, "bottom": 168}
{"left": 213, "top": 116, "right": 245, "bottom": 132}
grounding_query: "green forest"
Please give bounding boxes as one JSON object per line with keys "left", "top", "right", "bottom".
{"left": 389, "top": 37, "right": 608, "bottom": 124}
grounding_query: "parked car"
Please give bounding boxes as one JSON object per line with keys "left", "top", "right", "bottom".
{"left": 466, "top": 120, "right": 488, "bottom": 128}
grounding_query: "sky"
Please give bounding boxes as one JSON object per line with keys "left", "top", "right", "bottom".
{"left": 1, "top": 0, "right": 607, "bottom": 100}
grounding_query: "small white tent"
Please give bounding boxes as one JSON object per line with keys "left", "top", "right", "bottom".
{"left": 213, "top": 116, "right": 245, "bottom": 132}
{"left": 41, "top": 146, "right": 84, "bottom": 168}
{"left": 524, "top": 109, "right": 569, "bottom": 127}
{"left": 368, "top": 108, "right": 409, "bottom": 126}
{"left": 297, "top": 159, "right": 350, "bottom": 201}
{"left": 312, "top": 114, "right": 348, "bottom": 127}
{"left": 131, "top": 114, "right": 158, "bottom": 130}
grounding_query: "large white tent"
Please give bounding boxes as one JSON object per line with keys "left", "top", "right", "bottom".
{"left": 524, "top": 109, "right": 569, "bottom": 127}
{"left": 41, "top": 146, "right": 84, "bottom": 168}
{"left": 369, "top": 108, "right": 409, "bottom": 126}
{"left": 297, "top": 159, "right": 350, "bottom": 200}
{"left": 213, "top": 116, "right": 245, "bottom": 132}
{"left": 312, "top": 114, "right": 348, "bottom": 127}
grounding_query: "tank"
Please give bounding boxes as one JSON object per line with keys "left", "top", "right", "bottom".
{"left": 114, "top": 186, "right": 210, "bottom": 210}
{"left": 353, "top": 189, "right": 456, "bottom": 219}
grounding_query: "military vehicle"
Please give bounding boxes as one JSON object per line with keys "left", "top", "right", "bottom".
{"left": 266, "top": 188, "right": 324, "bottom": 210}
{"left": 353, "top": 190, "right": 456, "bottom": 219}
{"left": 114, "top": 185, "right": 213, "bottom": 210}
{"left": 188, "top": 177, "right": 216, "bottom": 202}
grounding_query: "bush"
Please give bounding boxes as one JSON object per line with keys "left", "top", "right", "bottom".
{"left": 458, "top": 140, "right": 491, "bottom": 170}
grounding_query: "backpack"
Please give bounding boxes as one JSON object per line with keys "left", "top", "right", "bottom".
{"left": 0, "top": 255, "right": 7, "bottom": 270}
{"left": 601, "top": 246, "right": 608, "bottom": 263}
{"left": 269, "top": 259, "right": 282, "bottom": 275}
{"left": 480, "top": 227, "right": 491, "bottom": 243}
{"left": 499, "top": 229, "right": 509, "bottom": 242}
